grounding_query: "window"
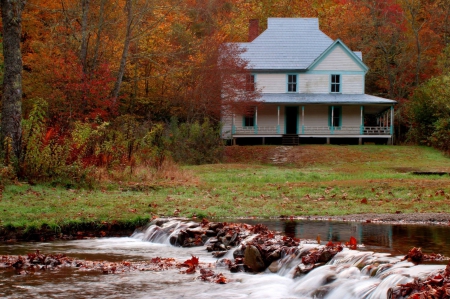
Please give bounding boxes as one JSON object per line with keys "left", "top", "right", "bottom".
{"left": 329, "top": 106, "right": 342, "bottom": 127}
{"left": 246, "top": 74, "right": 255, "bottom": 91}
{"left": 288, "top": 74, "right": 297, "bottom": 92}
{"left": 244, "top": 107, "right": 255, "bottom": 126}
{"left": 331, "top": 74, "right": 341, "bottom": 93}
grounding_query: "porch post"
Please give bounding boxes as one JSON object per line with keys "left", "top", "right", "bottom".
{"left": 277, "top": 106, "right": 280, "bottom": 134}
{"left": 331, "top": 106, "right": 334, "bottom": 134}
{"left": 360, "top": 106, "right": 364, "bottom": 135}
{"left": 390, "top": 105, "right": 394, "bottom": 140}
{"left": 254, "top": 106, "right": 258, "bottom": 134}
{"left": 301, "top": 106, "right": 305, "bottom": 134}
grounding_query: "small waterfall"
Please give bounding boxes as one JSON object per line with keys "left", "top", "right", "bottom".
{"left": 131, "top": 218, "right": 200, "bottom": 245}
{"left": 132, "top": 219, "right": 448, "bottom": 299}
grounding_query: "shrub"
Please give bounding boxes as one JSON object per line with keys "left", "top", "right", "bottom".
{"left": 407, "top": 75, "right": 450, "bottom": 153}
{"left": 169, "top": 117, "right": 224, "bottom": 165}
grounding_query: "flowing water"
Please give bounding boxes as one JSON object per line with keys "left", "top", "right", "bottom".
{"left": 1, "top": 219, "right": 450, "bottom": 299}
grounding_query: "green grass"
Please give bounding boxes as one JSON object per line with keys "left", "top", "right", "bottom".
{"left": 1, "top": 145, "right": 450, "bottom": 231}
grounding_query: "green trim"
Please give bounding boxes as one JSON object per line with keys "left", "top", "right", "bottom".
{"left": 330, "top": 74, "right": 342, "bottom": 93}
{"left": 306, "top": 70, "right": 365, "bottom": 75}
{"left": 390, "top": 106, "right": 394, "bottom": 135}
{"left": 308, "top": 39, "right": 369, "bottom": 73}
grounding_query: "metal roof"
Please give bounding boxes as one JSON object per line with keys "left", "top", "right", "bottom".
{"left": 258, "top": 93, "right": 397, "bottom": 105}
{"left": 237, "top": 18, "right": 336, "bottom": 71}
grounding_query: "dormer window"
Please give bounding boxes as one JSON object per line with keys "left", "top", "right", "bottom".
{"left": 287, "top": 74, "right": 297, "bottom": 92}
{"left": 331, "top": 74, "right": 341, "bottom": 93}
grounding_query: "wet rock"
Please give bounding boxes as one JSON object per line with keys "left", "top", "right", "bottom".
{"left": 201, "top": 235, "right": 209, "bottom": 244}
{"left": 217, "top": 228, "right": 227, "bottom": 238}
{"left": 318, "top": 250, "right": 333, "bottom": 263}
{"left": 244, "top": 245, "right": 266, "bottom": 272}
{"left": 295, "top": 263, "right": 315, "bottom": 276}
{"left": 187, "top": 223, "right": 200, "bottom": 228}
{"left": 169, "top": 232, "right": 185, "bottom": 246}
{"left": 212, "top": 251, "right": 227, "bottom": 258}
{"left": 229, "top": 264, "right": 245, "bottom": 273}
{"left": 268, "top": 260, "right": 280, "bottom": 273}
{"left": 229, "top": 232, "right": 238, "bottom": 245}
{"left": 186, "top": 227, "right": 204, "bottom": 235}
{"left": 311, "top": 286, "right": 332, "bottom": 298}
{"left": 233, "top": 247, "right": 245, "bottom": 259}
{"left": 267, "top": 249, "right": 281, "bottom": 263}
{"left": 219, "top": 236, "right": 229, "bottom": 246}
{"left": 209, "top": 222, "right": 224, "bottom": 231}
{"left": 205, "top": 230, "right": 216, "bottom": 236}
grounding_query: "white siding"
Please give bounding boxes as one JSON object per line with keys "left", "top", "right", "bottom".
{"left": 313, "top": 46, "right": 363, "bottom": 71}
{"left": 257, "top": 105, "right": 279, "bottom": 127}
{"left": 342, "top": 75, "right": 363, "bottom": 94}
{"left": 303, "top": 106, "right": 328, "bottom": 127}
{"left": 257, "top": 74, "right": 286, "bottom": 93}
{"left": 221, "top": 114, "right": 233, "bottom": 139}
{"left": 341, "top": 106, "right": 361, "bottom": 127}
{"left": 300, "top": 74, "right": 329, "bottom": 93}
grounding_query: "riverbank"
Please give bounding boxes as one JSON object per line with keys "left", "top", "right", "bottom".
{"left": 1, "top": 145, "right": 450, "bottom": 241}
{"left": 2, "top": 212, "right": 450, "bottom": 242}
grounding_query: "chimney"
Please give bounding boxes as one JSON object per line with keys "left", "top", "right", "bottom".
{"left": 248, "top": 19, "right": 259, "bottom": 42}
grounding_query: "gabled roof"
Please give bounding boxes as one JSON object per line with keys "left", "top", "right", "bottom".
{"left": 237, "top": 18, "right": 333, "bottom": 71}
{"left": 236, "top": 18, "right": 365, "bottom": 72}
{"left": 308, "top": 39, "right": 368, "bottom": 72}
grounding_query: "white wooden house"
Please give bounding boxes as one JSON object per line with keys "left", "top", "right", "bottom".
{"left": 222, "top": 18, "right": 396, "bottom": 145}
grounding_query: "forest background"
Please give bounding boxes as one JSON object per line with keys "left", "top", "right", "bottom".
{"left": 1, "top": 0, "right": 450, "bottom": 184}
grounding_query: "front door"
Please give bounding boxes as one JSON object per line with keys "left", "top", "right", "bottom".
{"left": 285, "top": 106, "right": 298, "bottom": 134}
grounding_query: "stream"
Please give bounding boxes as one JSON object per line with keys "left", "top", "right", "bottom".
{"left": 1, "top": 219, "right": 450, "bottom": 299}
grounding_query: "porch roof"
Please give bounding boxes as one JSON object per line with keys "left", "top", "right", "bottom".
{"left": 258, "top": 93, "right": 397, "bottom": 105}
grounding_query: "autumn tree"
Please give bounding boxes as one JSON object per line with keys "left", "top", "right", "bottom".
{"left": 1, "top": 0, "right": 26, "bottom": 163}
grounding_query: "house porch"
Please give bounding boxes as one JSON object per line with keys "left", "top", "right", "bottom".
{"left": 224, "top": 103, "right": 395, "bottom": 145}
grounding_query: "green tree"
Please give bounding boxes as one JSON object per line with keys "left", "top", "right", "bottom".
{"left": 407, "top": 75, "right": 450, "bottom": 152}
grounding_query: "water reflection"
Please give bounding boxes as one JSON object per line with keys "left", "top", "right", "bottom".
{"left": 226, "top": 219, "right": 450, "bottom": 256}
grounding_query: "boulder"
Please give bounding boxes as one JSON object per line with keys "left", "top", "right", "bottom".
{"left": 244, "top": 245, "right": 266, "bottom": 272}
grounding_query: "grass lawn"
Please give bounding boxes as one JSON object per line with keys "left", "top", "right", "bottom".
{"left": 1, "top": 145, "right": 450, "bottom": 232}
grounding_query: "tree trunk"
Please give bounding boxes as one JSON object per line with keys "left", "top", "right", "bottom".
{"left": 80, "top": 0, "right": 90, "bottom": 74}
{"left": 1, "top": 0, "right": 26, "bottom": 162}
{"left": 111, "top": 0, "right": 133, "bottom": 107}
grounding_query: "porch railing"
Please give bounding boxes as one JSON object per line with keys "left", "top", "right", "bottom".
{"left": 232, "top": 126, "right": 391, "bottom": 135}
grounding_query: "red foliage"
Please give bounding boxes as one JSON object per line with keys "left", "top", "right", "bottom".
{"left": 345, "top": 236, "right": 357, "bottom": 250}
{"left": 180, "top": 255, "right": 199, "bottom": 274}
